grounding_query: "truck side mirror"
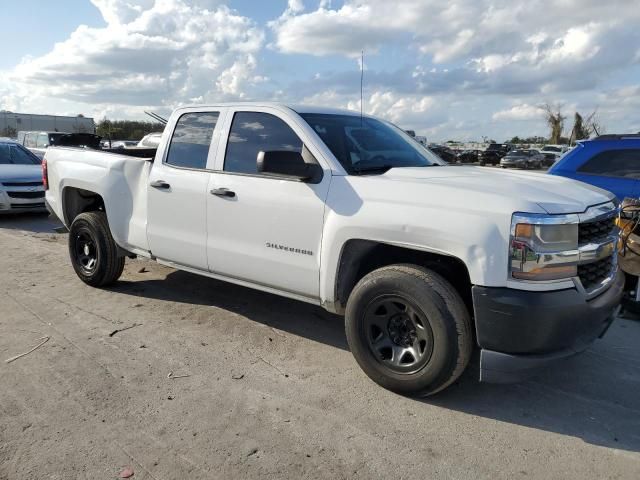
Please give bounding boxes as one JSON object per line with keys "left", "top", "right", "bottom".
{"left": 257, "top": 146, "right": 322, "bottom": 183}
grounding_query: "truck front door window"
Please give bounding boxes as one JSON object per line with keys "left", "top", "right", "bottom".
{"left": 165, "top": 112, "right": 219, "bottom": 169}
{"left": 224, "top": 112, "right": 302, "bottom": 175}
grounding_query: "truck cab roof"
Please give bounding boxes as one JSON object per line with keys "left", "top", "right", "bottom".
{"left": 172, "top": 102, "right": 364, "bottom": 118}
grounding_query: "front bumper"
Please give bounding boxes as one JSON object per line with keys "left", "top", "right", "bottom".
{"left": 473, "top": 269, "right": 624, "bottom": 383}
{"left": 500, "top": 161, "right": 526, "bottom": 168}
{"left": 0, "top": 187, "right": 47, "bottom": 213}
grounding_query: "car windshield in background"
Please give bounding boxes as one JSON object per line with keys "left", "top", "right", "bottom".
{"left": 299, "top": 113, "right": 444, "bottom": 174}
{"left": 510, "top": 150, "right": 529, "bottom": 156}
{"left": 0, "top": 143, "right": 40, "bottom": 165}
{"left": 544, "top": 146, "right": 562, "bottom": 152}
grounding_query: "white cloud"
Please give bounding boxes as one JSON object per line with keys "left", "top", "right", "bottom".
{"left": 272, "top": 0, "right": 640, "bottom": 93}
{"left": 1, "top": 0, "right": 639, "bottom": 140}
{"left": 3, "top": 0, "right": 264, "bottom": 118}
{"left": 492, "top": 104, "right": 542, "bottom": 122}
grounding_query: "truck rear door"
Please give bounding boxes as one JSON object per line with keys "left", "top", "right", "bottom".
{"left": 147, "top": 109, "right": 227, "bottom": 270}
{"left": 206, "top": 106, "right": 331, "bottom": 299}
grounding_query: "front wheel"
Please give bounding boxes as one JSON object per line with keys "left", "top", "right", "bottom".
{"left": 345, "top": 264, "right": 473, "bottom": 396}
{"left": 68, "top": 211, "right": 125, "bottom": 287}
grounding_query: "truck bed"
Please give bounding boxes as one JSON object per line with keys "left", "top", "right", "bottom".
{"left": 44, "top": 146, "right": 154, "bottom": 256}
{"left": 102, "top": 147, "right": 158, "bottom": 159}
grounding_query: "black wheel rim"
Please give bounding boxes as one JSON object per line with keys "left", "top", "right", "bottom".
{"left": 362, "top": 295, "right": 434, "bottom": 374}
{"left": 74, "top": 229, "right": 98, "bottom": 274}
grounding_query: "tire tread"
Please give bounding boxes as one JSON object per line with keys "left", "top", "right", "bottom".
{"left": 69, "top": 211, "right": 124, "bottom": 287}
{"left": 345, "top": 263, "right": 473, "bottom": 396}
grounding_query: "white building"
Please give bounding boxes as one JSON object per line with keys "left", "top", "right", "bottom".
{"left": 0, "top": 111, "right": 95, "bottom": 138}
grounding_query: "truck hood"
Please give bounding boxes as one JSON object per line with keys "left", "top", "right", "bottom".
{"left": 0, "top": 164, "right": 42, "bottom": 183}
{"left": 370, "top": 166, "right": 614, "bottom": 214}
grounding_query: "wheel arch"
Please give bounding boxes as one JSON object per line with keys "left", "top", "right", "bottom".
{"left": 62, "top": 186, "right": 106, "bottom": 226}
{"left": 332, "top": 239, "right": 473, "bottom": 316}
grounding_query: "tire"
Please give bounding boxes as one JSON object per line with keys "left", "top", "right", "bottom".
{"left": 68, "top": 211, "right": 125, "bottom": 287}
{"left": 345, "top": 264, "right": 473, "bottom": 396}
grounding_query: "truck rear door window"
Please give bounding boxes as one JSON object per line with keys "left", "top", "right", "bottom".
{"left": 165, "top": 112, "right": 219, "bottom": 169}
{"left": 224, "top": 112, "right": 302, "bottom": 175}
{"left": 578, "top": 149, "right": 640, "bottom": 178}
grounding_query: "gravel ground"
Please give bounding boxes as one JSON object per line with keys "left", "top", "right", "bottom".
{"left": 1, "top": 213, "right": 639, "bottom": 480}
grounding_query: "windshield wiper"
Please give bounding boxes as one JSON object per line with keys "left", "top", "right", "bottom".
{"left": 351, "top": 164, "right": 395, "bottom": 174}
{"left": 351, "top": 164, "right": 439, "bottom": 174}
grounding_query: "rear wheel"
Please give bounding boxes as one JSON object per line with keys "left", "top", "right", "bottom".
{"left": 68, "top": 211, "right": 125, "bottom": 287}
{"left": 345, "top": 264, "right": 473, "bottom": 396}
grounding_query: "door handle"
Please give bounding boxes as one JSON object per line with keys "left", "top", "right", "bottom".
{"left": 210, "top": 188, "right": 236, "bottom": 198}
{"left": 150, "top": 180, "right": 170, "bottom": 189}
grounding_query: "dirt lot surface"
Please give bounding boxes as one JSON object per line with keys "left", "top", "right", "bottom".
{"left": 1, "top": 214, "right": 639, "bottom": 479}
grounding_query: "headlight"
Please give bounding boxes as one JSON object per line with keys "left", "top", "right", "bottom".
{"left": 510, "top": 213, "right": 579, "bottom": 281}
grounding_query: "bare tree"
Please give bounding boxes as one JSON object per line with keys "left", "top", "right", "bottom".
{"left": 569, "top": 112, "right": 590, "bottom": 144}
{"left": 584, "top": 110, "right": 605, "bottom": 137}
{"left": 541, "top": 103, "right": 565, "bottom": 144}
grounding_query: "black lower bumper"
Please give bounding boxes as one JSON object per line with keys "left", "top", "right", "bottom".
{"left": 473, "top": 270, "right": 624, "bottom": 383}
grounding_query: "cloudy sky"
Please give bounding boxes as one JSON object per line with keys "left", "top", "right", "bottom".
{"left": 1, "top": 0, "right": 639, "bottom": 141}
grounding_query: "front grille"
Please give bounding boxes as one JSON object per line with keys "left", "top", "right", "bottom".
{"left": 578, "top": 257, "right": 614, "bottom": 290}
{"left": 579, "top": 216, "right": 616, "bottom": 244}
{"left": 10, "top": 203, "right": 45, "bottom": 209}
{"left": 1, "top": 181, "right": 43, "bottom": 187}
{"left": 7, "top": 191, "right": 44, "bottom": 199}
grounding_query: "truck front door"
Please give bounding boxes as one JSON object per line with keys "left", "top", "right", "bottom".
{"left": 206, "top": 107, "right": 330, "bottom": 300}
{"left": 147, "top": 109, "right": 225, "bottom": 270}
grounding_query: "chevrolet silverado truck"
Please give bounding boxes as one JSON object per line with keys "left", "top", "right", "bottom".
{"left": 43, "top": 103, "right": 623, "bottom": 396}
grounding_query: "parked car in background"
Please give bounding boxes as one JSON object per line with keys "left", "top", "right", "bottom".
{"left": 456, "top": 149, "right": 480, "bottom": 163}
{"left": 500, "top": 149, "right": 545, "bottom": 169}
{"left": 479, "top": 143, "right": 512, "bottom": 165}
{"left": 137, "top": 132, "right": 163, "bottom": 148}
{"left": 548, "top": 134, "right": 640, "bottom": 200}
{"left": 0, "top": 139, "right": 46, "bottom": 213}
{"left": 17, "top": 131, "right": 67, "bottom": 160}
{"left": 540, "top": 144, "right": 569, "bottom": 166}
{"left": 428, "top": 144, "right": 457, "bottom": 163}
{"left": 44, "top": 102, "right": 622, "bottom": 396}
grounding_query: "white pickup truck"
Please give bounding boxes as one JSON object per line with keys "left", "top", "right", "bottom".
{"left": 44, "top": 103, "right": 623, "bottom": 396}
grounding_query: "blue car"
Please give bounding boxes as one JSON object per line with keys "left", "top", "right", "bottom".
{"left": 548, "top": 134, "right": 640, "bottom": 200}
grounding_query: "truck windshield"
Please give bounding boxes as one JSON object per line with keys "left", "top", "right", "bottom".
{"left": 299, "top": 113, "right": 444, "bottom": 174}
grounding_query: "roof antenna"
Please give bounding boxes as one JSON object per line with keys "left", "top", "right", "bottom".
{"left": 360, "top": 50, "right": 364, "bottom": 126}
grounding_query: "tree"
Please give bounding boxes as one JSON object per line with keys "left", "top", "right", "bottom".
{"left": 570, "top": 112, "right": 590, "bottom": 142}
{"left": 1, "top": 125, "right": 17, "bottom": 138}
{"left": 568, "top": 110, "right": 605, "bottom": 144}
{"left": 585, "top": 110, "right": 605, "bottom": 137}
{"left": 541, "top": 103, "right": 565, "bottom": 144}
{"left": 96, "top": 118, "right": 164, "bottom": 141}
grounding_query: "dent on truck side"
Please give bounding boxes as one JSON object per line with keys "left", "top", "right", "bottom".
{"left": 49, "top": 147, "right": 153, "bottom": 256}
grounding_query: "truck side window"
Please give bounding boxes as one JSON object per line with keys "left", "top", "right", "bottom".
{"left": 224, "top": 112, "right": 302, "bottom": 175}
{"left": 578, "top": 149, "right": 640, "bottom": 178}
{"left": 36, "top": 134, "right": 49, "bottom": 148}
{"left": 165, "top": 112, "right": 219, "bottom": 169}
{"left": 25, "top": 133, "right": 37, "bottom": 148}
